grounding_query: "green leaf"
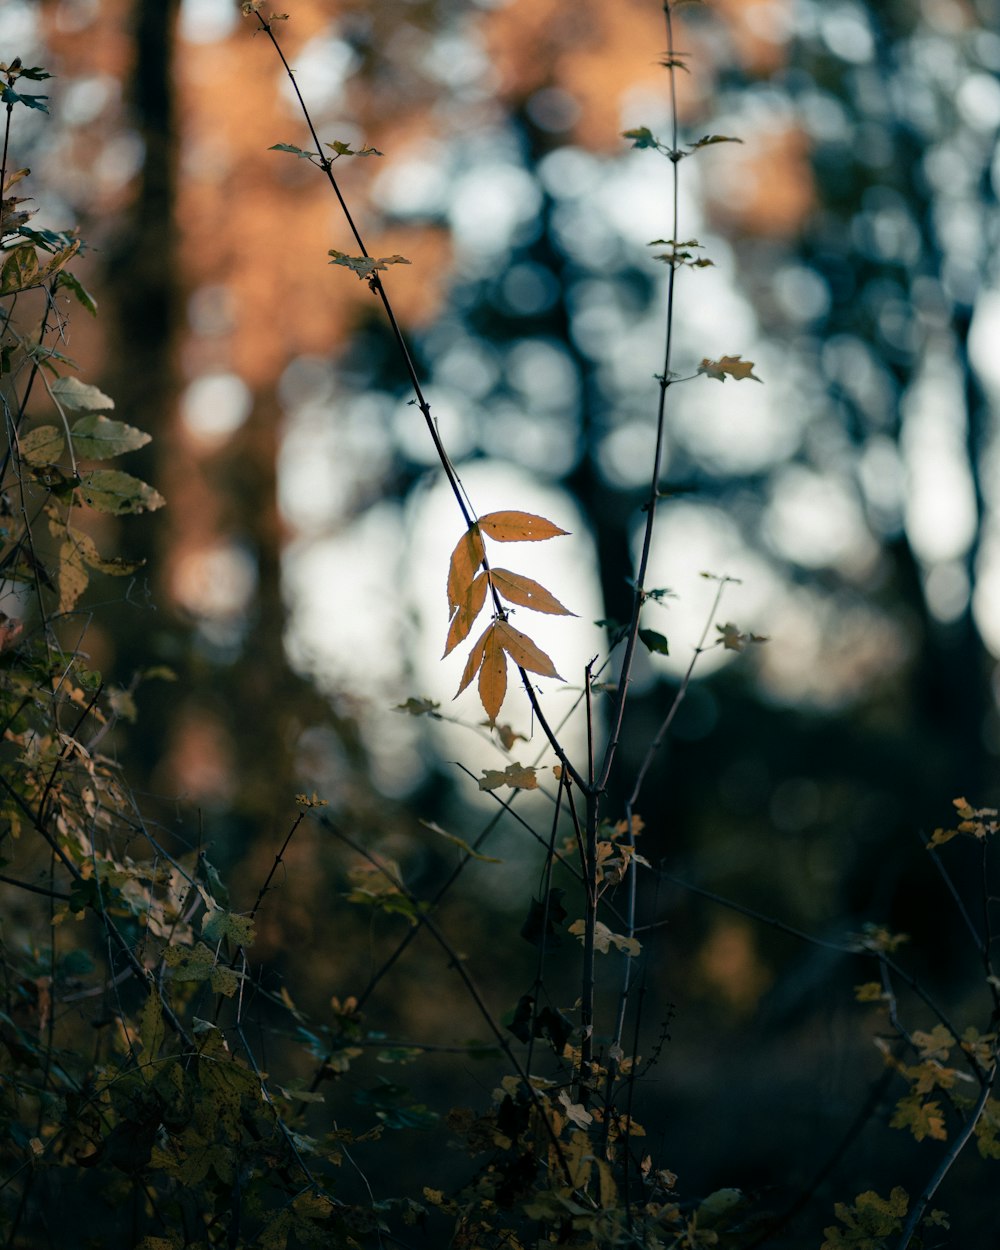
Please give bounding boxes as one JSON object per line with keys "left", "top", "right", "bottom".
{"left": 71, "top": 414, "right": 150, "bottom": 459}
{"left": 325, "top": 139, "right": 383, "bottom": 157}
{"left": 55, "top": 270, "right": 98, "bottom": 315}
{"left": 0, "top": 86, "right": 49, "bottom": 112}
{"left": 269, "top": 142, "right": 315, "bottom": 158}
{"left": 202, "top": 908, "right": 256, "bottom": 948}
{"left": 688, "top": 134, "right": 743, "bottom": 150}
{"left": 419, "top": 819, "right": 502, "bottom": 863}
{"left": 78, "top": 469, "right": 165, "bottom": 515}
{"left": 52, "top": 376, "right": 114, "bottom": 411}
{"left": 622, "top": 126, "right": 659, "bottom": 150}
{"left": 639, "top": 628, "right": 669, "bottom": 656}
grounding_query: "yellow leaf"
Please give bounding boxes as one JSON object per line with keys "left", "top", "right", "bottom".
{"left": 478, "top": 510, "right": 569, "bottom": 542}
{"left": 478, "top": 624, "right": 507, "bottom": 724}
{"left": 491, "top": 568, "right": 574, "bottom": 616}
{"left": 477, "top": 763, "right": 539, "bottom": 791}
{"left": 495, "top": 619, "right": 563, "bottom": 680}
{"left": 57, "top": 540, "right": 89, "bottom": 614}
{"left": 455, "top": 624, "right": 491, "bottom": 697}
{"left": 446, "top": 525, "right": 485, "bottom": 615}
{"left": 698, "top": 354, "right": 762, "bottom": 383}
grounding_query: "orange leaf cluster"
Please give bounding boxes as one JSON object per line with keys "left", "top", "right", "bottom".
{"left": 444, "top": 511, "right": 572, "bottom": 723}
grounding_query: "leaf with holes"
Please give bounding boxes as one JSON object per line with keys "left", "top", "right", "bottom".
{"left": 492, "top": 569, "right": 574, "bottom": 616}
{"left": 478, "top": 511, "right": 569, "bottom": 542}
{"left": 494, "top": 620, "right": 562, "bottom": 679}
{"left": 78, "top": 470, "right": 165, "bottom": 515}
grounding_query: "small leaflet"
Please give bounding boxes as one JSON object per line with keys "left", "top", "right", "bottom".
{"left": 419, "top": 819, "right": 502, "bottom": 862}
{"left": 687, "top": 134, "right": 743, "bottom": 150}
{"left": 444, "top": 570, "right": 488, "bottom": 656}
{"left": 478, "top": 511, "right": 569, "bottom": 542}
{"left": 446, "top": 525, "right": 486, "bottom": 616}
{"left": 52, "top": 376, "right": 114, "bottom": 411}
{"left": 568, "top": 919, "right": 640, "bottom": 957}
{"left": 697, "top": 355, "right": 762, "bottom": 384}
{"left": 269, "top": 142, "right": 315, "bottom": 159}
{"left": 71, "top": 415, "right": 150, "bottom": 459}
{"left": 327, "top": 250, "right": 411, "bottom": 279}
{"left": 491, "top": 568, "right": 574, "bottom": 616}
{"left": 478, "top": 763, "right": 539, "bottom": 792}
{"left": 478, "top": 624, "right": 507, "bottom": 725}
{"left": 638, "top": 628, "right": 669, "bottom": 656}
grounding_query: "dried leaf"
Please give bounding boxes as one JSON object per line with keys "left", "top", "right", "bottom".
{"left": 478, "top": 511, "right": 569, "bottom": 542}
{"left": 455, "top": 624, "right": 491, "bottom": 697}
{"left": 491, "top": 568, "right": 574, "bottom": 616}
{"left": 328, "top": 250, "right": 410, "bottom": 279}
{"left": 698, "top": 355, "right": 762, "bottom": 384}
{"left": 394, "top": 697, "right": 440, "bottom": 717}
{"left": 495, "top": 619, "right": 562, "bottom": 679}
{"left": 77, "top": 470, "right": 165, "bottom": 515}
{"left": 19, "top": 424, "right": 64, "bottom": 466}
{"left": 446, "top": 525, "right": 486, "bottom": 615}
{"left": 444, "top": 570, "right": 488, "bottom": 656}
{"left": 479, "top": 624, "right": 507, "bottom": 725}
{"left": 568, "top": 919, "right": 640, "bottom": 957}
{"left": 478, "top": 763, "right": 539, "bottom": 791}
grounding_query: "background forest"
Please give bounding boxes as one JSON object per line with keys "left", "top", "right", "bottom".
{"left": 3, "top": 0, "right": 1000, "bottom": 1245}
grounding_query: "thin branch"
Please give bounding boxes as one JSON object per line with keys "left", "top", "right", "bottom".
{"left": 895, "top": 1067, "right": 995, "bottom": 1250}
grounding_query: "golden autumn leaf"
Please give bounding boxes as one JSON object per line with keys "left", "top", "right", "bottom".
{"left": 494, "top": 620, "right": 562, "bottom": 680}
{"left": 478, "top": 623, "right": 508, "bottom": 725}
{"left": 491, "top": 568, "right": 574, "bottom": 616}
{"left": 478, "top": 511, "right": 569, "bottom": 542}
{"left": 446, "top": 525, "right": 486, "bottom": 616}
{"left": 444, "top": 570, "right": 488, "bottom": 656}
{"left": 456, "top": 623, "right": 490, "bottom": 697}
{"left": 478, "top": 762, "right": 539, "bottom": 791}
{"left": 697, "top": 355, "right": 762, "bottom": 383}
